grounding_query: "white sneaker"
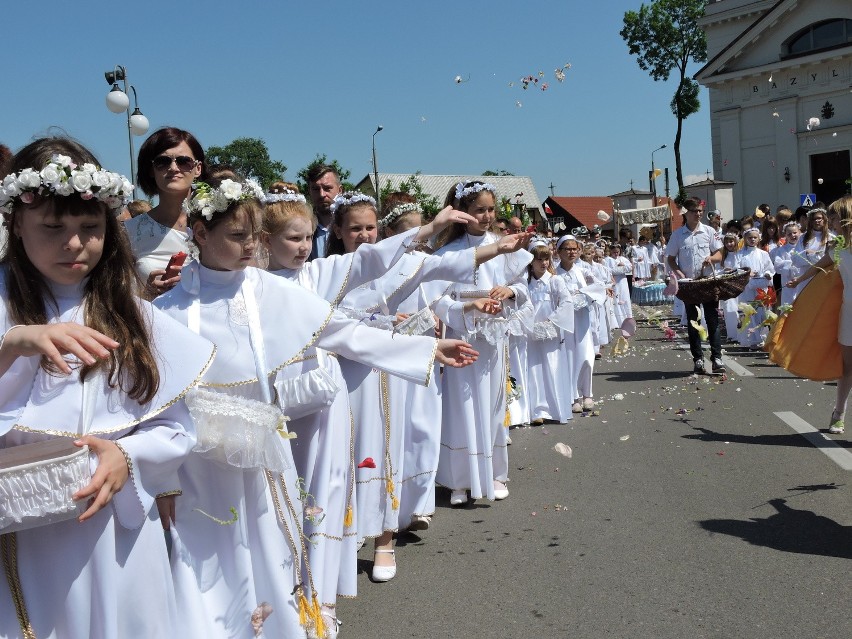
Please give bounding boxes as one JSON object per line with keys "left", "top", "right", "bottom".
{"left": 493, "top": 480, "right": 509, "bottom": 500}
{"left": 450, "top": 489, "right": 468, "bottom": 506}
{"left": 408, "top": 515, "right": 431, "bottom": 531}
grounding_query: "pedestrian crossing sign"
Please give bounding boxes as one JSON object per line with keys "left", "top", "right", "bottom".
{"left": 800, "top": 193, "right": 817, "bottom": 207}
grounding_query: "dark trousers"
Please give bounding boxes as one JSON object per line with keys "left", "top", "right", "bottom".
{"left": 684, "top": 300, "right": 721, "bottom": 362}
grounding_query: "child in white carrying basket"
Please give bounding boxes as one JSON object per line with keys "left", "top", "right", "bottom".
{"left": 0, "top": 137, "right": 214, "bottom": 639}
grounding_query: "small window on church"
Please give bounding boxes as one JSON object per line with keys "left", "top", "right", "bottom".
{"left": 783, "top": 19, "right": 852, "bottom": 58}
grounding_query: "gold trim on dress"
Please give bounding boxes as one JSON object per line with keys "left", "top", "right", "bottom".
{"left": 2, "top": 533, "right": 37, "bottom": 639}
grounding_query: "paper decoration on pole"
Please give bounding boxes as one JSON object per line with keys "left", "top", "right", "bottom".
{"left": 616, "top": 204, "right": 670, "bottom": 226}
{"left": 596, "top": 210, "right": 610, "bottom": 222}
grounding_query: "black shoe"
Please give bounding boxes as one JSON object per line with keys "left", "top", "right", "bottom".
{"left": 693, "top": 359, "right": 706, "bottom": 374}
{"left": 711, "top": 358, "right": 726, "bottom": 375}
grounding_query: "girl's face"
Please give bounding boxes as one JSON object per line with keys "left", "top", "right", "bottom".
{"left": 767, "top": 225, "right": 778, "bottom": 238}
{"left": 335, "top": 204, "right": 377, "bottom": 253}
{"left": 151, "top": 141, "right": 202, "bottom": 198}
{"left": 785, "top": 226, "right": 800, "bottom": 244}
{"left": 811, "top": 213, "right": 826, "bottom": 231}
{"left": 265, "top": 216, "right": 313, "bottom": 270}
{"left": 744, "top": 232, "right": 760, "bottom": 247}
{"left": 195, "top": 209, "right": 258, "bottom": 271}
{"left": 558, "top": 242, "right": 579, "bottom": 267}
{"left": 464, "top": 192, "right": 496, "bottom": 236}
{"left": 531, "top": 255, "right": 549, "bottom": 279}
{"left": 724, "top": 237, "right": 738, "bottom": 251}
{"left": 582, "top": 244, "right": 594, "bottom": 261}
{"left": 15, "top": 202, "right": 106, "bottom": 286}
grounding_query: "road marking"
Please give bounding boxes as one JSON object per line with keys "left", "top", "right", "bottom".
{"left": 722, "top": 355, "right": 753, "bottom": 377}
{"left": 774, "top": 411, "right": 852, "bottom": 470}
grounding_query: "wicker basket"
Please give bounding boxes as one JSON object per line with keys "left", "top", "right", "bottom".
{"left": 676, "top": 267, "right": 751, "bottom": 305}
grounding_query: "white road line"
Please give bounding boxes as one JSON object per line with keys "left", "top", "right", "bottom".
{"left": 774, "top": 411, "right": 852, "bottom": 471}
{"left": 722, "top": 355, "right": 753, "bottom": 377}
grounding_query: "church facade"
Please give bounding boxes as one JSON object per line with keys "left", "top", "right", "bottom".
{"left": 695, "top": 0, "right": 852, "bottom": 215}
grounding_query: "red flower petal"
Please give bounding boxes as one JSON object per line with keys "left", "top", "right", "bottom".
{"left": 358, "top": 457, "right": 376, "bottom": 469}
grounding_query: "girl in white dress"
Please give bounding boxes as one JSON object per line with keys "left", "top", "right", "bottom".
{"left": 556, "top": 236, "right": 605, "bottom": 412}
{"left": 719, "top": 233, "right": 742, "bottom": 342}
{"left": 790, "top": 208, "right": 832, "bottom": 300}
{"left": 430, "top": 181, "right": 533, "bottom": 506}
{"left": 525, "top": 240, "right": 575, "bottom": 423}
{"left": 604, "top": 243, "right": 633, "bottom": 327}
{"left": 771, "top": 222, "right": 802, "bottom": 306}
{"left": 0, "top": 137, "right": 214, "bottom": 639}
{"left": 736, "top": 228, "right": 775, "bottom": 347}
{"left": 155, "top": 177, "right": 478, "bottom": 639}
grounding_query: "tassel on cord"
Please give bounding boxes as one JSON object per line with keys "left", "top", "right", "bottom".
{"left": 391, "top": 494, "right": 400, "bottom": 511}
{"left": 297, "top": 587, "right": 310, "bottom": 630}
{"left": 343, "top": 505, "right": 353, "bottom": 528}
{"left": 386, "top": 478, "right": 399, "bottom": 510}
{"left": 504, "top": 376, "right": 512, "bottom": 427}
{"left": 311, "top": 594, "right": 326, "bottom": 639}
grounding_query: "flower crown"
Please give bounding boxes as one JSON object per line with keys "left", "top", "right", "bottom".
{"left": 184, "top": 178, "right": 264, "bottom": 220}
{"left": 264, "top": 189, "right": 307, "bottom": 204}
{"left": 454, "top": 181, "right": 497, "bottom": 202}
{"left": 329, "top": 191, "right": 377, "bottom": 216}
{"left": 379, "top": 202, "right": 420, "bottom": 229}
{"left": 0, "top": 154, "right": 133, "bottom": 215}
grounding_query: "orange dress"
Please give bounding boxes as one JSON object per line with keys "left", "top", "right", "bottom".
{"left": 766, "top": 267, "right": 842, "bottom": 381}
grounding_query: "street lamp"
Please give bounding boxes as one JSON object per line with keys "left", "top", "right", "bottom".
{"left": 650, "top": 144, "right": 667, "bottom": 202}
{"left": 372, "top": 125, "right": 383, "bottom": 209}
{"left": 104, "top": 65, "right": 149, "bottom": 199}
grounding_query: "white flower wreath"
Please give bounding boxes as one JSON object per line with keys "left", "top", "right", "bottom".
{"left": 454, "top": 181, "right": 497, "bottom": 202}
{"left": 329, "top": 191, "right": 377, "bottom": 216}
{"left": 184, "top": 178, "right": 265, "bottom": 220}
{"left": 0, "top": 154, "right": 133, "bottom": 214}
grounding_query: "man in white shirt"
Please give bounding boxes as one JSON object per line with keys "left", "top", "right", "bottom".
{"left": 666, "top": 198, "right": 725, "bottom": 375}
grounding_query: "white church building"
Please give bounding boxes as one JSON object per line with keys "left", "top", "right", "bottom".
{"left": 695, "top": 0, "right": 852, "bottom": 215}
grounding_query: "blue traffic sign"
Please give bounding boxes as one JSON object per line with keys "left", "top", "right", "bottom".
{"left": 800, "top": 193, "right": 817, "bottom": 207}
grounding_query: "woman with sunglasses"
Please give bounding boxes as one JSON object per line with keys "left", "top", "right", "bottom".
{"left": 125, "top": 127, "right": 205, "bottom": 298}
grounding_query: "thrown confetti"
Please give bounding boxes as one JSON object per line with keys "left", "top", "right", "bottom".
{"left": 612, "top": 393, "right": 625, "bottom": 401}
{"left": 454, "top": 74, "right": 470, "bottom": 84}
{"left": 251, "top": 602, "right": 274, "bottom": 637}
{"left": 619, "top": 435, "right": 630, "bottom": 441}
{"left": 806, "top": 117, "right": 820, "bottom": 130}
{"left": 553, "top": 442, "right": 573, "bottom": 458}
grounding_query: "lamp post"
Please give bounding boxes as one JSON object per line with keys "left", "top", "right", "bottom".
{"left": 372, "top": 125, "right": 383, "bottom": 208}
{"left": 105, "top": 65, "right": 149, "bottom": 199}
{"left": 650, "top": 144, "right": 666, "bottom": 203}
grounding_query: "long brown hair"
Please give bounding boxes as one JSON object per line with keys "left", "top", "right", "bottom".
{"left": 2, "top": 137, "right": 160, "bottom": 404}
{"left": 325, "top": 194, "right": 378, "bottom": 256}
{"left": 801, "top": 207, "right": 829, "bottom": 248}
{"left": 434, "top": 181, "right": 497, "bottom": 249}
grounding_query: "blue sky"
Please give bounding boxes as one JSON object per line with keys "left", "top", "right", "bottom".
{"left": 2, "top": 0, "right": 713, "bottom": 202}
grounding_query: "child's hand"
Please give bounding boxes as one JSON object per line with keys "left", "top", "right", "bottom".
{"left": 434, "top": 339, "right": 479, "bottom": 368}
{"left": 469, "top": 298, "right": 502, "bottom": 315}
{"left": 496, "top": 231, "right": 534, "bottom": 253}
{"left": 489, "top": 286, "right": 515, "bottom": 301}
{"left": 73, "top": 436, "right": 131, "bottom": 522}
{"left": 393, "top": 313, "right": 410, "bottom": 326}
{"left": 157, "top": 495, "right": 177, "bottom": 531}
{"left": 430, "top": 206, "right": 477, "bottom": 232}
{"left": 145, "top": 269, "right": 181, "bottom": 299}
{"left": 1, "top": 323, "right": 117, "bottom": 374}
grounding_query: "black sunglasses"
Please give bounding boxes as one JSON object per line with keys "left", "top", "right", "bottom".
{"left": 152, "top": 155, "right": 198, "bottom": 171}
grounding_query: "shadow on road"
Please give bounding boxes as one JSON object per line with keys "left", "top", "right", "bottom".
{"left": 699, "top": 498, "right": 852, "bottom": 559}
{"left": 682, "top": 426, "right": 851, "bottom": 449}
{"left": 604, "top": 370, "right": 694, "bottom": 383}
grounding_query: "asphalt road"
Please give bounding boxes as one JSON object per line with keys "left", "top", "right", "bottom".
{"left": 339, "top": 311, "right": 851, "bottom": 639}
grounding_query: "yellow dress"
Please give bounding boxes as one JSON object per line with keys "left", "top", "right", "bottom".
{"left": 766, "top": 268, "right": 842, "bottom": 381}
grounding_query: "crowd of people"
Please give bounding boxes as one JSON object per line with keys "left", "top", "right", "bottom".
{"left": 1, "top": 129, "right": 850, "bottom": 639}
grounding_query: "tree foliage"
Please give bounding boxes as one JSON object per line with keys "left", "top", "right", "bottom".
{"left": 296, "top": 154, "right": 354, "bottom": 198}
{"left": 482, "top": 169, "right": 515, "bottom": 177}
{"left": 379, "top": 172, "right": 441, "bottom": 219}
{"left": 620, "top": 0, "right": 707, "bottom": 198}
{"left": 205, "top": 138, "right": 287, "bottom": 189}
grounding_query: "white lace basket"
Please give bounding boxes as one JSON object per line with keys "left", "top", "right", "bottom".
{"left": 0, "top": 439, "right": 91, "bottom": 533}
{"left": 185, "top": 388, "right": 291, "bottom": 473}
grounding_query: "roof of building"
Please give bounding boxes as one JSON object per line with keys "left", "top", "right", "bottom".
{"left": 685, "top": 178, "right": 737, "bottom": 187}
{"left": 545, "top": 196, "right": 614, "bottom": 230}
{"left": 609, "top": 188, "right": 653, "bottom": 198}
{"left": 355, "top": 173, "right": 543, "bottom": 211}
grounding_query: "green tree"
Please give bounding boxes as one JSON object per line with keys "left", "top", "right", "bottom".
{"left": 379, "top": 172, "right": 441, "bottom": 219}
{"left": 205, "top": 137, "right": 287, "bottom": 189}
{"left": 621, "top": 0, "right": 707, "bottom": 202}
{"left": 296, "top": 154, "right": 354, "bottom": 200}
{"left": 482, "top": 169, "right": 515, "bottom": 176}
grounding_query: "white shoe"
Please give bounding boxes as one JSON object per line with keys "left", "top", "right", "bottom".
{"left": 506, "top": 435, "right": 513, "bottom": 445}
{"left": 572, "top": 401, "right": 583, "bottom": 413}
{"left": 582, "top": 397, "right": 595, "bottom": 411}
{"left": 493, "top": 480, "right": 509, "bottom": 500}
{"left": 450, "top": 489, "right": 468, "bottom": 506}
{"left": 371, "top": 549, "right": 396, "bottom": 582}
{"left": 408, "top": 515, "right": 431, "bottom": 531}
